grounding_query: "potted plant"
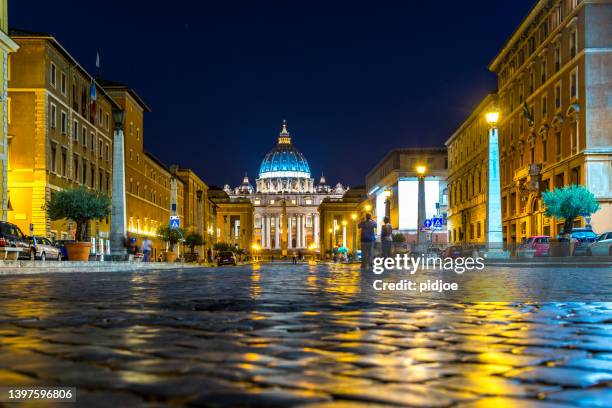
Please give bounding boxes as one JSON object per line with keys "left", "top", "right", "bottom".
{"left": 158, "top": 224, "right": 184, "bottom": 262}
{"left": 46, "top": 187, "right": 111, "bottom": 261}
{"left": 184, "top": 231, "right": 204, "bottom": 262}
{"left": 543, "top": 185, "right": 600, "bottom": 256}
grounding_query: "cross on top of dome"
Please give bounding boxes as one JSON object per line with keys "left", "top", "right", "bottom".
{"left": 278, "top": 120, "right": 291, "bottom": 145}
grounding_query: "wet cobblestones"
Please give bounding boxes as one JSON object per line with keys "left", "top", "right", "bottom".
{"left": 0, "top": 263, "right": 611, "bottom": 407}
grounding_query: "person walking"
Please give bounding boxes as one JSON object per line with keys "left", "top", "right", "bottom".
{"left": 381, "top": 216, "right": 393, "bottom": 258}
{"left": 358, "top": 213, "right": 377, "bottom": 268}
{"left": 142, "top": 237, "right": 152, "bottom": 262}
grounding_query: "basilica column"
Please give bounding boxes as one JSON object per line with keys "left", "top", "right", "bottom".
{"left": 301, "top": 214, "right": 306, "bottom": 248}
{"left": 313, "top": 213, "right": 319, "bottom": 248}
{"left": 275, "top": 214, "right": 280, "bottom": 249}
{"left": 288, "top": 215, "right": 292, "bottom": 249}
{"left": 260, "top": 215, "right": 266, "bottom": 248}
{"left": 266, "top": 215, "right": 271, "bottom": 249}
{"left": 296, "top": 214, "right": 302, "bottom": 248}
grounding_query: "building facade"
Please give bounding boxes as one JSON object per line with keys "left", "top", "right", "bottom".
{"left": 318, "top": 187, "right": 368, "bottom": 258}
{"left": 8, "top": 30, "right": 116, "bottom": 254}
{"left": 366, "top": 147, "right": 449, "bottom": 244}
{"left": 0, "top": 1, "right": 18, "bottom": 221}
{"left": 176, "top": 168, "right": 209, "bottom": 258}
{"left": 489, "top": 0, "right": 611, "bottom": 241}
{"left": 224, "top": 121, "right": 346, "bottom": 255}
{"left": 446, "top": 95, "right": 498, "bottom": 244}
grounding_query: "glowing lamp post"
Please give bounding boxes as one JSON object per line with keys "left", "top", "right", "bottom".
{"left": 351, "top": 212, "right": 357, "bottom": 260}
{"left": 328, "top": 227, "right": 333, "bottom": 259}
{"left": 416, "top": 165, "right": 427, "bottom": 250}
{"left": 342, "top": 220, "right": 347, "bottom": 249}
{"left": 486, "top": 111, "right": 505, "bottom": 254}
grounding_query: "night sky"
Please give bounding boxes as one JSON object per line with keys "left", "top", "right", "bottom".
{"left": 12, "top": 1, "right": 532, "bottom": 188}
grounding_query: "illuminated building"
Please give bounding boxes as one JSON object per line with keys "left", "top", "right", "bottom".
{"left": 223, "top": 121, "right": 347, "bottom": 256}
{"left": 8, "top": 29, "right": 116, "bottom": 253}
{"left": 0, "top": 1, "right": 18, "bottom": 221}
{"left": 446, "top": 95, "right": 497, "bottom": 244}
{"left": 366, "top": 148, "right": 448, "bottom": 245}
{"left": 176, "top": 168, "right": 210, "bottom": 258}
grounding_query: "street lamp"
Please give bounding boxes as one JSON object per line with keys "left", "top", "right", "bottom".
{"left": 351, "top": 212, "right": 357, "bottom": 261}
{"left": 365, "top": 204, "right": 372, "bottom": 212}
{"left": 110, "top": 108, "right": 127, "bottom": 261}
{"left": 485, "top": 110, "right": 504, "bottom": 252}
{"left": 416, "top": 165, "right": 427, "bottom": 251}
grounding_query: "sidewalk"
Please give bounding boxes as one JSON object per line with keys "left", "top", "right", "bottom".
{"left": 0, "top": 260, "right": 201, "bottom": 275}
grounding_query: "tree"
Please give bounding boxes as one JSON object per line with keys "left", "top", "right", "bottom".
{"left": 47, "top": 187, "right": 111, "bottom": 242}
{"left": 213, "top": 242, "right": 237, "bottom": 253}
{"left": 184, "top": 231, "right": 204, "bottom": 254}
{"left": 542, "top": 185, "right": 600, "bottom": 235}
{"left": 157, "top": 224, "right": 184, "bottom": 249}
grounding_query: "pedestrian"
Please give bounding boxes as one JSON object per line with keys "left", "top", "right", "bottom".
{"left": 292, "top": 252, "right": 297, "bottom": 264}
{"left": 358, "top": 213, "right": 377, "bottom": 268}
{"left": 142, "top": 237, "right": 152, "bottom": 262}
{"left": 381, "top": 216, "right": 393, "bottom": 258}
{"left": 207, "top": 247, "right": 213, "bottom": 264}
{"left": 297, "top": 250, "right": 302, "bottom": 262}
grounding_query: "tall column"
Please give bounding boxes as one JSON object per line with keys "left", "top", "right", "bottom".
{"left": 302, "top": 214, "right": 307, "bottom": 247}
{"left": 487, "top": 125, "right": 504, "bottom": 248}
{"left": 342, "top": 223, "right": 347, "bottom": 248}
{"left": 296, "top": 214, "right": 302, "bottom": 248}
{"left": 275, "top": 214, "right": 280, "bottom": 249}
{"left": 313, "top": 213, "right": 319, "bottom": 248}
{"left": 196, "top": 190, "right": 203, "bottom": 257}
{"left": 110, "top": 109, "right": 127, "bottom": 260}
{"left": 266, "top": 215, "right": 271, "bottom": 249}
{"left": 417, "top": 175, "right": 426, "bottom": 249}
{"left": 288, "top": 215, "right": 292, "bottom": 249}
{"left": 261, "top": 215, "right": 266, "bottom": 248}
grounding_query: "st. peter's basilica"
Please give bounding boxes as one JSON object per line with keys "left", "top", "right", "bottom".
{"left": 224, "top": 121, "right": 347, "bottom": 254}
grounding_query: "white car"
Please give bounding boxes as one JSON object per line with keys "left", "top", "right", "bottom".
{"left": 587, "top": 232, "right": 612, "bottom": 257}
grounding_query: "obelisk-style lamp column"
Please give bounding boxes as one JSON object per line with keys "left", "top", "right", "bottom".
{"left": 485, "top": 111, "right": 504, "bottom": 249}
{"left": 416, "top": 165, "right": 427, "bottom": 249}
{"left": 110, "top": 108, "right": 127, "bottom": 261}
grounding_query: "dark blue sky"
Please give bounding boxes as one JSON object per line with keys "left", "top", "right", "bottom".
{"left": 12, "top": 0, "right": 532, "bottom": 187}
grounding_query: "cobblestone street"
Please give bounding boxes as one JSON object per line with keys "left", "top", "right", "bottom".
{"left": 0, "top": 263, "right": 611, "bottom": 407}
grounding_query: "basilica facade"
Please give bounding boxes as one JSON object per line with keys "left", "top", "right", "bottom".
{"left": 224, "top": 122, "right": 347, "bottom": 254}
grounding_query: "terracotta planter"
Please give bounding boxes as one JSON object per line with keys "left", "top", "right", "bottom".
{"left": 65, "top": 242, "right": 92, "bottom": 261}
{"left": 165, "top": 251, "right": 177, "bottom": 263}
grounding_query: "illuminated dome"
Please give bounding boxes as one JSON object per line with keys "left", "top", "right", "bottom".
{"left": 258, "top": 121, "right": 311, "bottom": 179}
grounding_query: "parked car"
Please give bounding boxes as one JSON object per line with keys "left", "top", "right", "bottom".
{"left": 569, "top": 228, "right": 598, "bottom": 256}
{"left": 217, "top": 251, "right": 237, "bottom": 266}
{"left": 442, "top": 245, "right": 463, "bottom": 258}
{"left": 53, "top": 239, "right": 75, "bottom": 260}
{"left": 587, "top": 232, "right": 612, "bottom": 257}
{"left": 517, "top": 236, "right": 550, "bottom": 257}
{"left": 0, "top": 221, "right": 31, "bottom": 259}
{"left": 29, "top": 236, "right": 62, "bottom": 261}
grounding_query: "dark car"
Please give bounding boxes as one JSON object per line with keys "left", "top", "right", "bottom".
{"left": 570, "top": 228, "right": 598, "bottom": 256}
{"left": 0, "top": 221, "right": 31, "bottom": 259}
{"left": 53, "top": 239, "right": 75, "bottom": 261}
{"left": 217, "top": 251, "right": 237, "bottom": 266}
{"left": 442, "top": 245, "right": 463, "bottom": 258}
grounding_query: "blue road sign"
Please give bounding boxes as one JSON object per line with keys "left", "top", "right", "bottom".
{"left": 432, "top": 217, "right": 443, "bottom": 228}
{"left": 423, "top": 219, "right": 432, "bottom": 228}
{"left": 169, "top": 216, "right": 180, "bottom": 230}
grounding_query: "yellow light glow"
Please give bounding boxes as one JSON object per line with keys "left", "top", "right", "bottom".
{"left": 342, "top": 220, "right": 347, "bottom": 226}
{"left": 251, "top": 243, "right": 260, "bottom": 250}
{"left": 383, "top": 189, "right": 391, "bottom": 198}
{"left": 308, "top": 243, "right": 316, "bottom": 250}
{"left": 416, "top": 165, "right": 426, "bottom": 176}
{"left": 486, "top": 111, "right": 500, "bottom": 125}
{"left": 365, "top": 204, "right": 372, "bottom": 211}
{"left": 351, "top": 213, "right": 357, "bottom": 220}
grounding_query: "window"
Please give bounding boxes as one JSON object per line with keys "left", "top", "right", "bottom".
{"left": 570, "top": 29, "right": 577, "bottom": 59}
{"left": 540, "top": 60, "right": 547, "bottom": 84}
{"left": 555, "top": 82, "right": 562, "bottom": 110}
{"left": 99, "top": 170, "right": 103, "bottom": 192}
{"left": 82, "top": 159, "right": 88, "bottom": 184}
{"left": 60, "top": 72, "right": 67, "bottom": 95}
{"left": 73, "top": 120, "right": 79, "bottom": 141}
{"left": 98, "top": 108, "right": 103, "bottom": 125}
{"left": 529, "top": 69, "right": 534, "bottom": 94}
{"left": 541, "top": 94, "right": 547, "bottom": 118}
{"left": 73, "top": 157, "right": 79, "bottom": 182}
{"left": 50, "top": 143, "right": 57, "bottom": 173}
{"left": 61, "top": 148, "right": 67, "bottom": 176}
{"left": 530, "top": 146, "right": 535, "bottom": 163}
{"left": 90, "top": 133, "right": 95, "bottom": 151}
{"left": 50, "top": 104, "right": 57, "bottom": 128}
{"left": 571, "top": 166, "right": 580, "bottom": 185}
{"left": 82, "top": 126, "right": 87, "bottom": 146}
{"left": 570, "top": 68, "right": 578, "bottom": 99}
{"left": 50, "top": 63, "right": 56, "bottom": 88}
{"left": 60, "top": 111, "right": 67, "bottom": 134}
{"left": 90, "top": 164, "right": 95, "bottom": 188}
{"left": 105, "top": 113, "right": 109, "bottom": 130}
{"left": 571, "top": 121, "right": 579, "bottom": 155}
{"left": 105, "top": 143, "right": 110, "bottom": 161}
{"left": 99, "top": 139, "right": 103, "bottom": 158}
{"left": 106, "top": 172, "right": 110, "bottom": 192}
{"left": 554, "top": 44, "right": 561, "bottom": 72}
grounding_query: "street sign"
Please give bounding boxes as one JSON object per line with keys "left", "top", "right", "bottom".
{"left": 169, "top": 216, "right": 180, "bottom": 230}
{"left": 423, "top": 219, "right": 432, "bottom": 228}
{"left": 432, "top": 217, "right": 443, "bottom": 228}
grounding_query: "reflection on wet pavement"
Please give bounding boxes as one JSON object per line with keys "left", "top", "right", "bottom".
{"left": 0, "top": 263, "right": 611, "bottom": 407}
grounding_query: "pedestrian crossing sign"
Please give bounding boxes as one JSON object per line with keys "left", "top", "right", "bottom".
{"left": 170, "top": 216, "right": 180, "bottom": 230}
